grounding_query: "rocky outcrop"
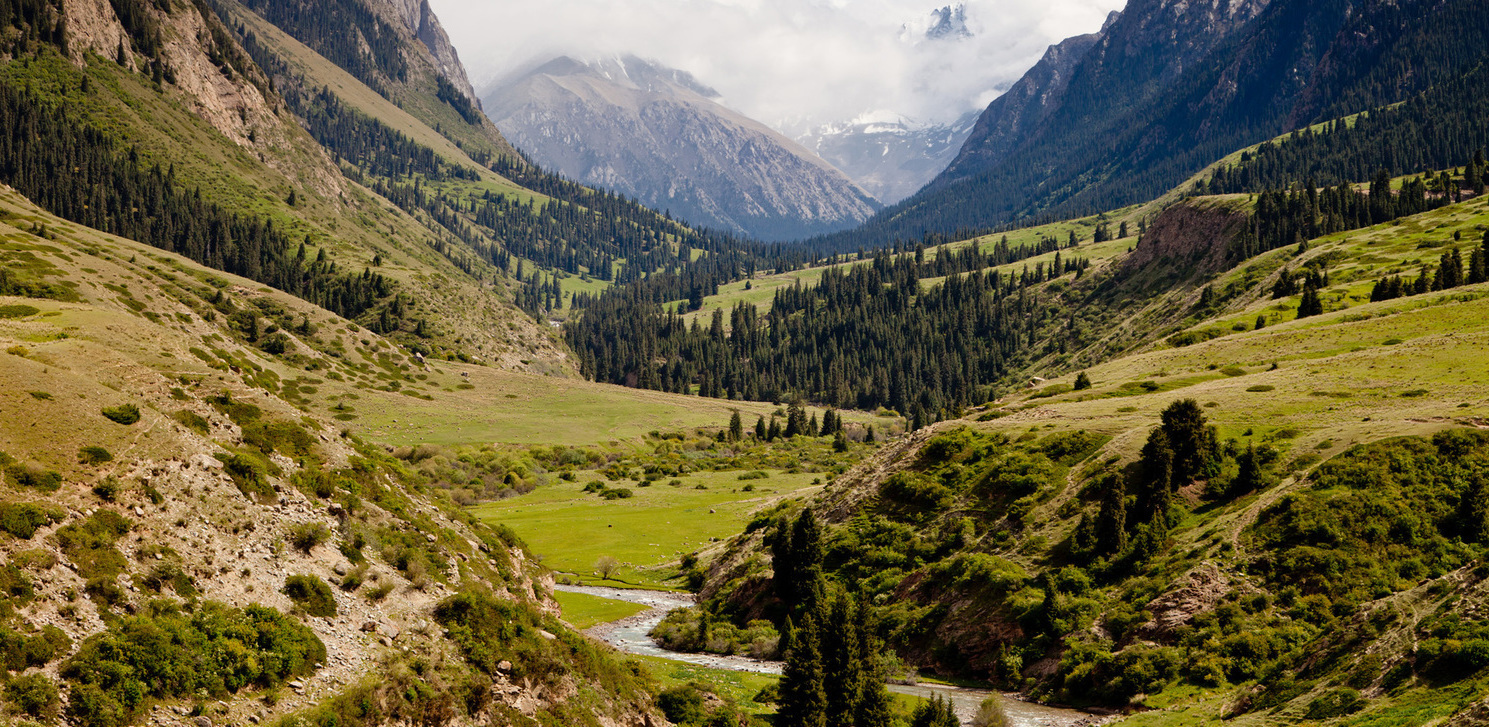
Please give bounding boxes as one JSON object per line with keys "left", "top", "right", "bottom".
{"left": 484, "top": 55, "right": 880, "bottom": 241}
{"left": 379, "top": 0, "right": 477, "bottom": 103}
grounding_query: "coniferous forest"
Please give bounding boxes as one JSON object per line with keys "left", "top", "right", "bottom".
{"left": 0, "top": 80, "right": 392, "bottom": 319}
{"left": 568, "top": 245, "right": 1091, "bottom": 421}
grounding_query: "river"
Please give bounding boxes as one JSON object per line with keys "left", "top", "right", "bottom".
{"left": 556, "top": 584, "right": 1101, "bottom": 727}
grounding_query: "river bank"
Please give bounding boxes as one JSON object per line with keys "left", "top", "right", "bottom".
{"left": 555, "top": 584, "right": 1105, "bottom": 727}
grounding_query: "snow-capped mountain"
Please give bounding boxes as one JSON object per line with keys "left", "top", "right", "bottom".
{"left": 482, "top": 55, "right": 879, "bottom": 241}
{"left": 796, "top": 110, "right": 979, "bottom": 205}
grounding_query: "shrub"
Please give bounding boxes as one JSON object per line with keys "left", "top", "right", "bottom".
{"left": 78, "top": 446, "right": 114, "bottom": 465}
{"left": 91, "top": 478, "right": 119, "bottom": 502}
{"left": 61, "top": 602, "right": 323, "bottom": 727}
{"left": 366, "top": 582, "right": 395, "bottom": 601}
{"left": 171, "top": 410, "right": 211, "bottom": 435}
{"left": 288, "top": 522, "right": 331, "bottom": 554}
{"left": 56, "top": 511, "right": 131, "bottom": 578}
{"left": 656, "top": 685, "right": 707, "bottom": 724}
{"left": 1246, "top": 385, "right": 1276, "bottom": 393}
{"left": 4, "top": 462, "right": 62, "bottom": 492}
{"left": 0, "top": 502, "right": 62, "bottom": 539}
{"left": 101, "top": 404, "right": 141, "bottom": 425}
{"left": 283, "top": 575, "right": 337, "bottom": 617}
{"left": 5, "top": 673, "right": 60, "bottom": 720}
{"left": 1305, "top": 688, "right": 1365, "bottom": 720}
{"left": 242, "top": 419, "right": 316, "bottom": 457}
{"left": 221, "top": 452, "right": 274, "bottom": 500}
{"left": 0, "top": 304, "right": 40, "bottom": 319}
{"left": 737, "top": 471, "right": 769, "bottom": 481}
{"left": 0, "top": 623, "right": 69, "bottom": 671}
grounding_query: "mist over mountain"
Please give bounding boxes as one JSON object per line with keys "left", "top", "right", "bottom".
{"left": 483, "top": 55, "right": 880, "bottom": 241}
{"left": 795, "top": 111, "right": 979, "bottom": 206}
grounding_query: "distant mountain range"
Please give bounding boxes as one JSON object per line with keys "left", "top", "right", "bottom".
{"left": 482, "top": 55, "right": 880, "bottom": 241}
{"left": 794, "top": 111, "right": 978, "bottom": 206}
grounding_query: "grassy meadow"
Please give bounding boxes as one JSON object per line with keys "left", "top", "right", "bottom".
{"left": 473, "top": 469, "right": 824, "bottom": 588}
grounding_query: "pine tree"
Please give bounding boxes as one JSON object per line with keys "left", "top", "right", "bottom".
{"left": 1297, "top": 283, "right": 1324, "bottom": 318}
{"left": 1074, "top": 371, "right": 1092, "bottom": 391}
{"left": 788, "top": 511, "right": 826, "bottom": 615}
{"left": 822, "top": 595, "right": 861, "bottom": 725}
{"left": 1459, "top": 475, "right": 1489, "bottom": 543}
{"left": 1095, "top": 474, "right": 1128, "bottom": 556}
{"left": 768, "top": 417, "right": 783, "bottom": 442}
{"left": 786, "top": 402, "right": 809, "bottom": 438}
{"left": 833, "top": 430, "right": 849, "bottom": 452}
{"left": 910, "top": 695, "right": 959, "bottom": 727}
{"left": 777, "top": 615, "right": 828, "bottom": 727}
{"left": 728, "top": 410, "right": 744, "bottom": 443}
{"left": 755, "top": 416, "right": 767, "bottom": 440}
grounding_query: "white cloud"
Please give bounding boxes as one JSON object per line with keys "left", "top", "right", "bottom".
{"left": 431, "top": 0, "right": 1123, "bottom": 130}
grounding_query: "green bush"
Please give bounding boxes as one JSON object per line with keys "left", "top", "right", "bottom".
{"left": 0, "top": 564, "right": 34, "bottom": 607}
{"left": 0, "top": 304, "right": 40, "bottom": 319}
{"left": 222, "top": 451, "right": 274, "bottom": 500}
{"left": 100, "top": 405, "right": 141, "bottom": 425}
{"left": 288, "top": 522, "right": 331, "bottom": 554}
{"left": 56, "top": 511, "right": 131, "bottom": 578}
{"left": 283, "top": 575, "right": 337, "bottom": 617}
{"left": 4, "top": 462, "right": 62, "bottom": 492}
{"left": 656, "top": 685, "right": 707, "bottom": 724}
{"left": 242, "top": 419, "right": 316, "bottom": 458}
{"left": 4, "top": 673, "right": 59, "bottom": 720}
{"left": 78, "top": 446, "right": 114, "bottom": 466}
{"left": 61, "top": 602, "right": 324, "bottom": 727}
{"left": 1305, "top": 688, "right": 1365, "bottom": 719}
{"left": 171, "top": 410, "right": 210, "bottom": 435}
{"left": 0, "top": 501, "right": 63, "bottom": 539}
{"left": 0, "top": 624, "right": 69, "bottom": 671}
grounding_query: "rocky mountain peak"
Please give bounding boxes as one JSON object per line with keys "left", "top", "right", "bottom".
{"left": 377, "top": 0, "right": 479, "bottom": 102}
{"left": 483, "top": 55, "right": 878, "bottom": 240}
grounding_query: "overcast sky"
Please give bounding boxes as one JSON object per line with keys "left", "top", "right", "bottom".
{"left": 430, "top": 0, "right": 1123, "bottom": 133}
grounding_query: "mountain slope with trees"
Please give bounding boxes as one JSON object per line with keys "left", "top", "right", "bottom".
{"left": 690, "top": 184, "right": 1489, "bottom": 724}
{"left": 834, "top": 0, "right": 1489, "bottom": 248}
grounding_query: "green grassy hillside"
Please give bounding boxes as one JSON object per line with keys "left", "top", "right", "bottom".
{"left": 0, "top": 178, "right": 677, "bottom": 725}
{"left": 684, "top": 186, "right": 1489, "bottom": 723}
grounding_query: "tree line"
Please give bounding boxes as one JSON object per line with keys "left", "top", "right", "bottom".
{"left": 233, "top": 0, "right": 406, "bottom": 97}
{"left": 568, "top": 246, "right": 1093, "bottom": 421}
{"left": 0, "top": 79, "right": 393, "bottom": 320}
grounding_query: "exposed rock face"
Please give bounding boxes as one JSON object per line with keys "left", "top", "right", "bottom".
{"left": 934, "top": 25, "right": 1104, "bottom": 186}
{"left": 796, "top": 111, "right": 978, "bottom": 205}
{"left": 379, "top": 0, "right": 478, "bottom": 103}
{"left": 484, "top": 55, "right": 880, "bottom": 241}
{"left": 938, "top": 0, "right": 1271, "bottom": 189}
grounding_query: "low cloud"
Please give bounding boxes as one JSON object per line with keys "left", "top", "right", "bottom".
{"left": 431, "top": 0, "right": 1122, "bottom": 131}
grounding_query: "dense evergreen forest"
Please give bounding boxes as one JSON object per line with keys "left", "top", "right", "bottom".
{"left": 0, "top": 78, "right": 392, "bottom": 318}
{"left": 234, "top": 0, "right": 405, "bottom": 96}
{"left": 567, "top": 245, "right": 1091, "bottom": 421}
{"left": 1203, "top": 64, "right": 1489, "bottom": 195}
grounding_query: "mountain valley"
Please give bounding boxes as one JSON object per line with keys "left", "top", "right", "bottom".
{"left": 2, "top": 0, "right": 1489, "bottom": 725}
